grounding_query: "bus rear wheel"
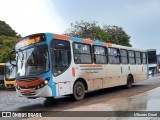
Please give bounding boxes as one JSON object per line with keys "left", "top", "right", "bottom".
{"left": 73, "top": 81, "right": 85, "bottom": 101}
{"left": 126, "top": 75, "right": 133, "bottom": 89}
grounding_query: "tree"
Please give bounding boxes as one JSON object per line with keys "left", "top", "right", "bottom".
{"left": 64, "top": 21, "right": 132, "bottom": 47}
{"left": 103, "top": 25, "right": 132, "bottom": 47}
{"left": 0, "top": 20, "right": 20, "bottom": 63}
{"left": 0, "top": 20, "right": 17, "bottom": 37}
{"left": 64, "top": 21, "right": 109, "bottom": 42}
{"left": 0, "top": 36, "right": 19, "bottom": 62}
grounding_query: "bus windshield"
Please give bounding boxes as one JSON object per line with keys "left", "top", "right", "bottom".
{"left": 16, "top": 45, "right": 49, "bottom": 77}
{"left": 6, "top": 65, "right": 16, "bottom": 80}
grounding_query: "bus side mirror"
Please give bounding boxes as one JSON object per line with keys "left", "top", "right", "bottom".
{"left": 9, "top": 50, "right": 17, "bottom": 66}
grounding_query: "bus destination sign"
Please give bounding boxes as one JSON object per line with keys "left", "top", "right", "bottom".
{"left": 15, "top": 34, "right": 45, "bottom": 50}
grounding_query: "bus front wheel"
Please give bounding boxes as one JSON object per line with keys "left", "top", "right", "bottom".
{"left": 73, "top": 81, "right": 85, "bottom": 101}
{"left": 126, "top": 75, "right": 133, "bottom": 89}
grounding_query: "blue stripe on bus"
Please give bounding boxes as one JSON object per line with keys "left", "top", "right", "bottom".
{"left": 94, "top": 41, "right": 104, "bottom": 46}
{"left": 80, "top": 68, "right": 103, "bottom": 70}
{"left": 70, "top": 37, "right": 83, "bottom": 42}
{"left": 41, "top": 71, "right": 56, "bottom": 96}
{"left": 48, "top": 81, "right": 56, "bottom": 96}
{"left": 46, "top": 33, "right": 54, "bottom": 44}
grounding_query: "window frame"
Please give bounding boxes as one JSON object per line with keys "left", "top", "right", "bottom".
{"left": 135, "top": 51, "right": 142, "bottom": 64}
{"left": 93, "top": 45, "right": 108, "bottom": 64}
{"left": 120, "top": 49, "right": 129, "bottom": 64}
{"left": 73, "top": 42, "right": 93, "bottom": 64}
{"left": 50, "top": 39, "right": 71, "bottom": 77}
{"left": 142, "top": 52, "right": 147, "bottom": 64}
{"left": 108, "top": 47, "right": 121, "bottom": 64}
{"left": 128, "top": 50, "right": 136, "bottom": 64}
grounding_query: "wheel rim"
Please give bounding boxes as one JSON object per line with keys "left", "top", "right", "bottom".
{"left": 76, "top": 85, "right": 83, "bottom": 97}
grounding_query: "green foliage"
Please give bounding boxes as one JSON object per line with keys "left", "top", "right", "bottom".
{"left": 64, "top": 21, "right": 132, "bottom": 47}
{"left": 0, "top": 20, "right": 17, "bottom": 37}
{"left": 103, "top": 25, "right": 132, "bottom": 47}
{"left": 64, "top": 21, "right": 109, "bottom": 42}
{"left": 0, "top": 20, "right": 20, "bottom": 63}
{"left": 0, "top": 36, "right": 19, "bottom": 62}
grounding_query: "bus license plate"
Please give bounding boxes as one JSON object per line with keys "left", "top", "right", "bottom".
{"left": 24, "top": 91, "right": 30, "bottom": 94}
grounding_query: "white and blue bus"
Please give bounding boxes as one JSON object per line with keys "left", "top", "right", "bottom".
{"left": 12, "top": 33, "right": 147, "bottom": 100}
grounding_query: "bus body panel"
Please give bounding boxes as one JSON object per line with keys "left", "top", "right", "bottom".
{"left": 4, "top": 80, "right": 16, "bottom": 88}
{"left": 16, "top": 85, "right": 52, "bottom": 97}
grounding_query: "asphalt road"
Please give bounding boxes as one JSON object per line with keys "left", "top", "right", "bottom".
{"left": 0, "top": 76, "right": 160, "bottom": 113}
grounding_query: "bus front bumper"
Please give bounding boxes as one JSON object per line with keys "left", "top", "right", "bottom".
{"left": 16, "top": 85, "right": 53, "bottom": 98}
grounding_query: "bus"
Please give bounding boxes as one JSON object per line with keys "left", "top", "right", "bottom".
{"left": 147, "top": 49, "right": 157, "bottom": 76}
{"left": 11, "top": 33, "right": 147, "bottom": 100}
{"left": 0, "top": 63, "right": 5, "bottom": 89}
{"left": 4, "top": 62, "right": 16, "bottom": 89}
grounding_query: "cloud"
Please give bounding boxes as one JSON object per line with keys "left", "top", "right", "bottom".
{"left": 0, "top": 0, "right": 66, "bottom": 36}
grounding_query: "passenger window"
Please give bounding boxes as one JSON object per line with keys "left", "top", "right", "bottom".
{"left": 142, "top": 52, "right": 147, "bottom": 64}
{"left": 120, "top": 49, "right": 128, "bottom": 64}
{"left": 93, "top": 46, "right": 107, "bottom": 64}
{"left": 108, "top": 48, "right": 120, "bottom": 64}
{"left": 128, "top": 51, "right": 135, "bottom": 64}
{"left": 50, "top": 39, "right": 71, "bottom": 76}
{"left": 135, "top": 52, "right": 141, "bottom": 64}
{"left": 73, "top": 43, "right": 92, "bottom": 64}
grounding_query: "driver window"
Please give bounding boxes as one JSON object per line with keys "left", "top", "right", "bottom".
{"left": 50, "top": 39, "right": 71, "bottom": 76}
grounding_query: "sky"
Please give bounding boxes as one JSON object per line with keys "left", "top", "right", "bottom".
{"left": 0, "top": 0, "right": 160, "bottom": 53}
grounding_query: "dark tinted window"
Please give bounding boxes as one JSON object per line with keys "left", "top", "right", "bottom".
{"left": 0, "top": 67, "right": 4, "bottom": 75}
{"left": 51, "top": 39, "right": 71, "bottom": 76}
{"left": 50, "top": 39, "right": 70, "bottom": 50}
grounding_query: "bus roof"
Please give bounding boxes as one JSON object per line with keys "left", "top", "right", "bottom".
{"left": 52, "top": 33, "right": 146, "bottom": 52}
{"left": 18, "top": 33, "right": 146, "bottom": 52}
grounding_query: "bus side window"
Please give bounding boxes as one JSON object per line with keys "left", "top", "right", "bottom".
{"left": 120, "top": 49, "right": 128, "bottom": 64}
{"left": 142, "top": 52, "right": 147, "bottom": 64}
{"left": 135, "top": 51, "right": 141, "bottom": 64}
{"left": 93, "top": 46, "right": 107, "bottom": 64}
{"left": 50, "top": 39, "right": 71, "bottom": 76}
{"left": 108, "top": 48, "right": 120, "bottom": 64}
{"left": 73, "top": 43, "right": 92, "bottom": 64}
{"left": 128, "top": 51, "right": 135, "bottom": 64}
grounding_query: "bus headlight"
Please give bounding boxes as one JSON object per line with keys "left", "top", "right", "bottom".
{"left": 44, "top": 80, "right": 48, "bottom": 84}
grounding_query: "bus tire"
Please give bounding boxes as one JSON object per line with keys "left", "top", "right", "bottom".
{"left": 73, "top": 81, "right": 85, "bottom": 101}
{"left": 126, "top": 75, "right": 133, "bottom": 89}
